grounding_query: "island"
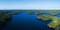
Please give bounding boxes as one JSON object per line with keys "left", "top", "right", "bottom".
{"left": 25, "top": 10, "right": 60, "bottom": 30}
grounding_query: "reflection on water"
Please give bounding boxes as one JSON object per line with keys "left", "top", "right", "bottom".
{"left": 0, "top": 19, "right": 11, "bottom": 30}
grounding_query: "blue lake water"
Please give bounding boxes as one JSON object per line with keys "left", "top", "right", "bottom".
{"left": 1, "top": 12, "right": 59, "bottom": 30}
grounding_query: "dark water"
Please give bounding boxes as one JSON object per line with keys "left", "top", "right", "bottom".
{"left": 0, "top": 12, "right": 54, "bottom": 30}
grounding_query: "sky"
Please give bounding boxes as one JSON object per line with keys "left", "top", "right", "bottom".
{"left": 0, "top": 0, "right": 60, "bottom": 10}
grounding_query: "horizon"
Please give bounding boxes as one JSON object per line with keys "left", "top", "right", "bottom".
{"left": 0, "top": 0, "right": 60, "bottom": 10}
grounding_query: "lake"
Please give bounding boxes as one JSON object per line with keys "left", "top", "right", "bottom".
{"left": 0, "top": 12, "right": 55, "bottom": 30}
